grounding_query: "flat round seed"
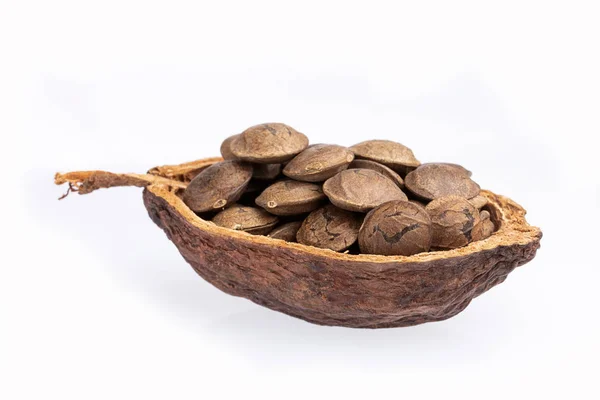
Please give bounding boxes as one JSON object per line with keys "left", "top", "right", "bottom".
{"left": 349, "top": 140, "right": 420, "bottom": 173}
{"left": 405, "top": 163, "right": 480, "bottom": 201}
{"left": 358, "top": 200, "right": 432, "bottom": 256}
{"left": 323, "top": 169, "right": 408, "bottom": 212}
{"left": 474, "top": 218, "right": 495, "bottom": 241}
{"left": 268, "top": 221, "right": 303, "bottom": 242}
{"left": 230, "top": 123, "right": 309, "bottom": 164}
{"left": 425, "top": 196, "right": 482, "bottom": 249}
{"left": 283, "top": 144, "right": 354, "bottom": 182}
{"left": 212, "top": 205, "right": 278, "bottom": 235}
{"left": 469, "top": 194, "right": 488, "bottom": 209}
{"left": 419, "top": 162, "right": 472, "bottom": 177}
{"left": 348, "top": 159, "right": 404, "bottom": 188}
{"left": 252, "top": 163, "right": 281, "bottom": 180}
{"left": 255, "top": 180, "right": 326, "bottom": 216}
{"left": 183, "top": 160, "right": 253, "bottom": 213}
{"left": 220, "top": 134, "right": 240, "bottom": 160}
{"left": 296, "top": 204, "right": 362, "bottom": 252}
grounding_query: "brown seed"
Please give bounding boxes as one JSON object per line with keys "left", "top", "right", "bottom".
{"left": 268, "top": 221, "right": 303, "bottom": 242}
{"left": 283, "top": 144, "right": 354, "bottom": 182}
{"left": 420, "top": 162, "right": 472, "bottom": 177}
{"left": 349, "top": 140, "right": 420, "bottom": 174}
{"left": 252, "top": 163, "right": 281, "bottom": 180}
{"left": 480, "top": 210, "right": 491, "bottom": 220}
{"left": 297, "top": 204, "right": 362, "bottom": 252}
{"left": 348, "top": 159, "right": 404, "bottom": 188}
{"left": 220, "top": 134, "right": 240, "bottom": 160}
{"left": 425, "top": 196, "right": 482, "bottom": 249}
{"left": 255, "top": 180, "right": 326, "bottom": 216}
{"left": 405, "top": 163, "right": 480, "bottom": 201}
{"left": 475, "top": 218, "right": 495, "bottom": 241}
{"left": 469, "top": 194, "right": 488, "bottom": 209}
{"left": 183, "top": 160, "right": 253, "bottom": 213}
{"left": 230, "top": 123, "right": 309, "bottom": 163}
{"left": 212, "top": 205, "right": 278, "bottom": 235}
{"left": 358, "top": 200, "right": 432, "bottom": 256}
{"left": 323, "top": 169, "right": 408, "bottom": 212}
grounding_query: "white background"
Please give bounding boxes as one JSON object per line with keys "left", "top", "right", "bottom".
{"left": 2, "top": 1, "right": 599, "bottom": 399}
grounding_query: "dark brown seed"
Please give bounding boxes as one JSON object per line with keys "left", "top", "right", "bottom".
{"left": 255, "top": 180, "right": 326, "bottom": 216}
{"left": 252, "top": 163, "right": 281, "bottom": 180}
{"left": 469, "top": 194, "right": 488, "bottom": 209}
{"left": 183, "top": 160, "right": 253, "bottom": 213}
{"left": 212, "top": 205, "right": 278, "bottom": 235}
{"left": 230, "top": 123, "right": 309, "bottom": 164}
{"left": 296, "top": 204, "right": 362, "bottom": 252}
{"left": 268, "top": 221, "right": 303, "bottom": 242}
{"left": 349, "top": 140, "right": 420, "bottom": 173}
{"left": 323, "top": 169, "right": 408, "bottom": 212}
{"left": 283, "top": 144, "right": 354, "bottom": 182}
{"left": 220, "top": 134, "right": 240, "bottom": 160}
{"left": 405, "top": 163, "right": 480, "bottom": 201}
{"left": 425, "top": 196, "right": 481, "bottom": 249}
{"left": 420, "top": 162, "right": 472, "bottom": 177}
{"left": 358, "top": 200, "right": 432, "bottom": 256}
{"left": 348, "top": 159, "right": 404, "bottom": 188}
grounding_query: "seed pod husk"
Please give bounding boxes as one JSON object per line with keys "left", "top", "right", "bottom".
{"left": 220, "top": 134, "right": 240, "bottom": 160}
{"left": 425, "top": 196, "right": 482, "bottom": 249}
{"left": 252, "top": 163, "right": 281, "bottom": 180}
{"left": 323, "top": 169, "right": 408, "bottom": 212}
{"left": 255, "top": 180, "right": 326, "bottom": 216}
{"left": 348, "top": 159, "right": 404, "bottom": 188}
{"left": 183, "top": 160, "right": 253, "bottom": 213}
{"left": 283, "top": 144, "right": 354, "bottom": 182}
{"left": 405, "top": 163, "right": 480, "bottom": 201}
{"left": 349, "top": 140, "right": 420, "bottom": 174}
{"left": 212, "top": 204, "right": 278, "bottom": 235}
{"left": 268, "top": 221, "right": 303, "bottom": 242}
{"left": 296, "top": 204, "right": 362, "bottom": 252}
{"left": 230, "top": 123, "right": 309, "bottom": 164}
{"left": 358, "top": 200, "right": 432, "bottom": 256}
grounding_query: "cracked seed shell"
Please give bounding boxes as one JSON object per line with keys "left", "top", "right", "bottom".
{"left": 296, "top": 204, "right": 362, "bottom": 252}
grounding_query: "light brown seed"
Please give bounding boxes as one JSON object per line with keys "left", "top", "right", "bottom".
{"left": 230, "top": 123, "right": 309, "bottom": 164}
{"left": 348, "top": 159, "right": 404, "bottom": 188}
{"left": 323, "top": 169, "right": 408, "bottom": 212}
{"left": 425, "top": 196, "right": 482, "bottom": 249}
{"left": 419, "top": 162, "right": 472, "bottom": 177}
{"left": 405, "top": 163, "right": 480, "bottom": 201}
{"left": 349, "top": 140, "right": 420, "bottom": 174}
{"left": 358, "top": 200, "right": 432, "bottom": 256}
{"left": 469, "top": 194, "right": 488, "bottom": 209}
{"left": 268, "top": 221, "right": 303, "bottom": 242}
{"left": 212, "top": 205, "right": 278, "bottom": 235}
{"left": 297, "top": 204, "right": 362, "bottom": 252}
{"left": 255, "top": 180, "right": 326, "bottom": 216}
{"left": 220, "top": 134, "right": 240, "bottom": 160}
{"left": 283, "top": 144, "right": 354, "bottom": 182}
{"left": 183, "top": 160, "right": 253, "bottom": 213}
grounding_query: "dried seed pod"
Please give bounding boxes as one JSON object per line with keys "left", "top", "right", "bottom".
{"left": 358, "top": 200, "right": 432, "bottom": 256}
{"left": 405, "top": 163, "right": 480, "bottom": 201}
{"left": 230, "top": 123, "right": 309, "bottom": 164}
{"left": 349, "top": 140, "right": 420, "bottom": 174}
{"left": 425, "top": 196, "right": 482, "bottom": 249}
{"left": 469, "top": 194, "right": 488, "bottom": 209}
{"left": 255, "top": 180, "right": 326, "bottom": 216}
{"left": 323, "top": 169, "right": 408, "bottom": 212}
{"left": 252, "top": 163, "right": 281, "bottom": 180}
{"left": 283, "top": 144, "right": 354, "bottom": 182}
{"left": 348, "top": 159, "right": 404, "bottom": 188}
{"left": 212, "top": 204, "right": 278, "bottom": 235}
{"left": 220, "top": 134, "right": 240, "bottom": 160}
{"left": 268, "top": 221, "right": 303, "bottom": 242}
{"left": 420, "top": 162, "right": 472, "bottom": 177}
{"left": 297, "top": 204, "right": 362, "bottom": 252}
{"left": 183, "top": 160, "right": 253, "bottom": 213}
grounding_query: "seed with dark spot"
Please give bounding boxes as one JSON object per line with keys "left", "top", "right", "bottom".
{"left": 255, "top": 180, "right": 326, "bottom": 216}
{"left": 297, "top": 204, "right": 362, "bottom": 252}
{"left": 425, "top": 196, "right": 482, "bottom": 249}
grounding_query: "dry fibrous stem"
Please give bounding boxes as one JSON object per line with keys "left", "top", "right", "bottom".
{"left": 268, "top": 221, "right": 303, "bottom": 242}
{"left": 425, "top": 196, "right": 482, "bottom": 250}
{"left": 212, "top": 204, "right": 278, "bottom": 235}
{"left": 255, "top": 180, "right": 326, "bottom": 216}
{"left": 359, "top": 200, "right": 432, "bottom": 256}
{"left": 183, "top": 160, "right": 253, "bottom": 212}
{"left": 405, "top": 163, "right": 480, "bottom": 201}
{"left": 348, "top": 159, "right": 405, "bottom": 188}
{"left": 323, "top": 168, "right": 408, "bottom": 212}
{"left": 283, "top": 144, "right": 354, "bottom": 182}
{"left": 230, "top": 123, "right": 309, "bottom": 163}
{"left": 349, "top": 139, "right": 421, "bottom": 173}
{"left": 296, "top": 204, "right": 362, "bottom": 252}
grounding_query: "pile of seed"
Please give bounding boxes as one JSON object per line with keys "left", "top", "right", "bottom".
{"left": 183, "top": 123, "right": 496, "bottom": 256}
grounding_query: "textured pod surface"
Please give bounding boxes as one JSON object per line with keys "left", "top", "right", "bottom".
{"left": 138, "top": 157, "right": 542, "bottom": 328}
{"left": 283, "top": 144, "right": 354, "bottom": 182}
